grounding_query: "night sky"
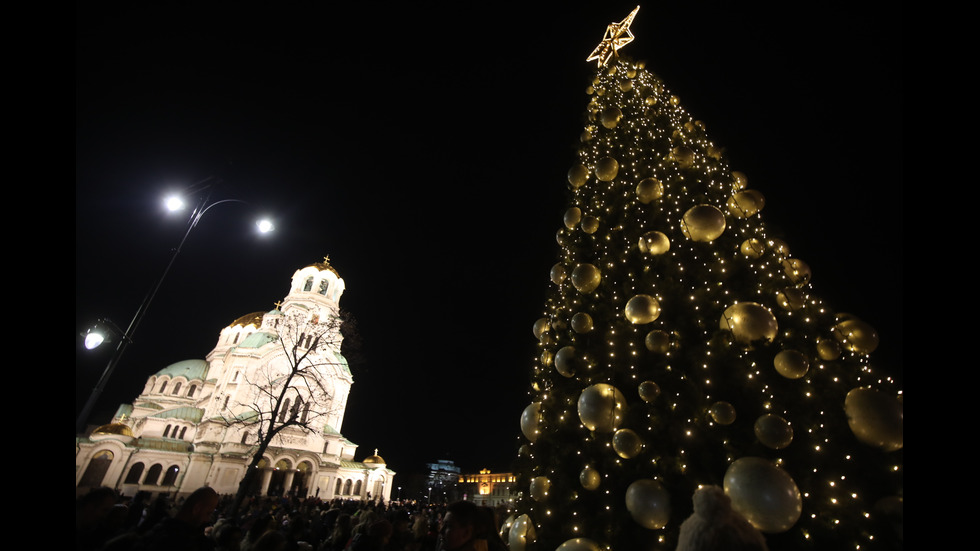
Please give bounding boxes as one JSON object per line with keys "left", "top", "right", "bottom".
{"left": 76, "top": 2, "right": 902, "bottom": 480}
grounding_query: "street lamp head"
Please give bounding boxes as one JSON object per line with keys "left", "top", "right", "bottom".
{"left": 164, "top": 194, "right": 185, "bottom": 213}
{"left": 83, "top": 328, "right": 106, "bottom": 350}
{"left": 256, "top": 218, "right": 275, "bottom": 234}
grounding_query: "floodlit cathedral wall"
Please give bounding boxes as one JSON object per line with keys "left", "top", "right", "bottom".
{"left": 75, "top": 260, "right": 394, "bottom": 501}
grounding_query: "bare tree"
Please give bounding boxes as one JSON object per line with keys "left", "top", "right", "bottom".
{"left": 221, "top": 304, "right": 350, "bottom": 517}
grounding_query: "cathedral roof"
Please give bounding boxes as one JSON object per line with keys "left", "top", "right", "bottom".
{"left": 238, "top": 331, "right": 279, "bottom": 348}
{"left": 363, "top": 449, "right": 386, "bottom": 465}
{"left": 155, "top": 359, "right": 209, "bottom": 380}
{"left": 308, "top": 257, "right": 340, "bottom": 277}
{"left": 149, "top": 407, "right": 205, "bottom": 423}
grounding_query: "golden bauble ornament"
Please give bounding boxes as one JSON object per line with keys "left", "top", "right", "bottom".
{"left": 816, "top": 337, "right": 841, "bottom": 360}
{"left": 555, "top": 346, "right": 577, "bottom": 378}
{"left": 781, "top": 258, "right": 811, "bottom": 286}
{"left": 571, "top": 263, "right": 602, "bottom": 293}
{"left": 636, "top": 177, "right": 664, "bottom": 203}
{"left": 533, "top": 318, "right": 550, "bottom": 340}
{"left": 727, "top": 189, "right": 766, "bottom": 218}
{"left": 638, "top": 380, "right": 661, "bottom": 402}
{"left": 625, "top": 294, "right": 661, "bottom": 324}
{"left": 571, "top": 312, "right": 594, "bottom": 334}
{"left": 625, "top": 479, "right": 671, "bottom": 529}
{"left": 845, "top": 387, "right": 903, "bottom": 451}
{"left": 732, "top": 170, "right": 748, "bottom": 189}
{"left": 724, "top": 457, "right": 802, "bottom": 533}
{"left": 833, "top": 317, "right": 879, "bottom": 354}
{"left": 709, "top": 401, "right": 736, "bottom": 425}
{"left": 754, "top": 414, "right": 794, "bottom": 449}
{"left": 599, "top": 106, "right": 623, "bottom": 129}
{"left": 564, "top": 207, "right": 582, "bottom": 229}
{"left": 580, "top": 466, "right": 601, "bottom": 490}
{"left": 775, "top": 287, "right": 806, "bottom": 311}
{"left": 644, "top": 330, "right": 670, "bottom": 353}
{"left": 671, "top": 145, "right": 696, "bottom": 168}
{"left": 581, "top": 216, "right": 600, "bottom": 234}
{"left": 520, "top": 402, "right": 543, "bottom": 442}
{"left": 681, "top": 204, "right": 726, "bottom": 242}
{"left": 721, "top": 302, "right": 778, "bottom": 345}
{"left": 578, "top": 384, "right": 626, "bottom": 432}
{"left": 568, "top": 164, "right": 589, "bottom": 189}
{"left": 508, "top": 514, "right": 535, "bottom": 551}
{"left": 613, "top": 428, "right": 643, "bottom": 458}
{"left": 550, "top": 263, "right": 568, "bottom": 285}
{"left": 530, "top": 476, "right": 551, "bottom": 501}
{"left": 595, "top": 156, "right": 620, "bottom": 181}
{"left": 740, "top": 238, "right": 765, "bottom": 258}
{"left": 638, "top": 231, "right": 670, "bottom": 255}
{"left": 773, "top": 349, "right": 808, "bottom": 379}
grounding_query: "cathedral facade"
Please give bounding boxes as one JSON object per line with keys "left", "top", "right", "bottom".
{"left": 75, "top": 260, "right": 394, "bottom": 502}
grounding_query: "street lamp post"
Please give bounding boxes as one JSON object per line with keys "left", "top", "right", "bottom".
{"left": 76, "top": 177, "right": 273, "bottom": 434}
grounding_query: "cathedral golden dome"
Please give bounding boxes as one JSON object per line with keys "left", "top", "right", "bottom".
{"left": 92, "top": 423, "right": 134, "bottom": 437}
{"left": 229, "top": 312, "right": 265, "bottom": 328}
{"left": 363, "top": 449, "right": 386, "bottom": 465}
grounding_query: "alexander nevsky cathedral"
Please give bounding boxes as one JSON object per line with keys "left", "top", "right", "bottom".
{"left": 75, "top": 259, "right": 395, "bottom": 502}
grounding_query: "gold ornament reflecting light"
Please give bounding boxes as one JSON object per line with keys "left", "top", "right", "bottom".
{"left": 580, "top": 465, "right": 601, "bottom": 490}
{"left": 844, "top": 387, "right": 904, "bottom": 451}
{"left": 578, "top": 384, "right": 626, "bottom": 432}
{"left": 724, "top": 457, "right": 802, "bottom": 533}
{"left": 625, "top": 479, "right": 671, "bottom": 529}
{"left": 636, "top": 177, "right": 664, "bottom": 203}
{"left": 595, "top": 156, "right": 619, "bottom": 181}
{"left": 625, "top": 294, "right": 661, "bottom": 324}
{"left": 721, "top": 302, "right": 778, "bottom": 345}
{"left": 571, "top": 263, "right": 602, "bottom": 293}
{"left": 681, "top": 204, "right": 727, "bottom": 242}
{"left": 638, "top": 231, "right": 670, "bottom": 255}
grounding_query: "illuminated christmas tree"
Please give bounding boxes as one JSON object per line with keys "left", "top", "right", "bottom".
{"left": 507, "top": 7, "right": 903, "bottom": 551}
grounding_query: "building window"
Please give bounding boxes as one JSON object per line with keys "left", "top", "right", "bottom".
{"left": 158, "top": 381, "right": 167, "bottom": 394}
{"left": 280, "top": 399, "right": 291, "bottom": 422}
{"left": 172, "top": 382, "right": 182, "bottom": 395}
{"left": 123, "top": 462, "right": 145, "bottom": 484}
{"left": 319, "top": 279, "right": 329, "bottom": 295}
{"left": 188, "top": 385, "right": 197, "bottom": 397}
{"left": 179, "top": 426, "right": 188, "bottom": 439}
{"left": 303, "top": 277, "right": 314, "bottom": 292}
{"left": 144, "top": 464, "right": 163, "bottom": 485}
{"left": 163, "top": 425, "right": 171, "bottom": 438}
{"left": 161, "top": 465, "right": 179, "bottom": 486}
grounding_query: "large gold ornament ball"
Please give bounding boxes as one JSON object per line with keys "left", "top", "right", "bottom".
{"left": 568, "top": 164, "right": 590, "bottom": 189}
{"left": 773, "top": 349, "right": 809, "bottom": 379}
{"left": 740, "top": 238, "right": 765, "bottom": 258}
{"left": 540, "top": 349, "right": 553, "bottom": 366}
{"left": 754, "top": 414, "right": 794, "bottom": 449}
{"left": 530, "top": 476, "right": 551, "bottom": 501}
{"left": 709, "top": 401, "right": 736, "bottom": 425}
{"left": 781, "top": 258, "right": 812, "bottom": 286}
{"left": 520, "top": 402, "right": 543, "bottom": 443}
{"left": 732, "top": 171, "right": 748, "bottom": 190}
{"left": 638, "top": 380, "right": 661, "bottom": 402}
{"left": 557, "top": 539, "right": 601, "bottom": 551}
{"left": 599, "top": 106, "right": 623, "bottom": 129}
{"left": 571, "top": 312, "right": 594, "bottom": 334}
{"left": 581, "top": 216, "right": 600, "bottom": 234}
{"left": 508, "top": 514, "right": 535, "bottom": 551}
{"left": 833, "top": 318, "right": 880, "bottom": 354}
{"left": 595, "top": 156, "right": 620, "bottom": 181}
{"left": 845, "top": 387, "right": 903, "bottom": 451}
{"left": 775, "top": 287, "right": 807, "bottom": 311}
{"left": 727, "top": 189, "right": 766, "bottom": 218}
{"left": 613, "top": 428, "right": 644, "bottom": 458}
{"left": 644, "top": 330, "right": 671, "bottom": 353}
{"left": 564, "top": 207, "right": 582, "bottom": 229}
{"left": 724, "top": 457, "right": 802, "bottom": 533}
{"left": 555, "top": 346, "right": 577, "bottom": 378}
{"left": 720, "top": 302, "right": 778, "bottom": 345}
{"left": 580, "top": 465, "right": 601, "bottom": 490}
{"left": 768, "top": 239, "right": 790, "bottom": 256}
{"left": 681, "top": 204, "right": 727, "bottom": 242}
{"left": 816, "top": 337, "right": 842, "bottom": 360}
{"left": 636, "top": 177, "right": 664, "bottom": 203}
{"left": 638, "top": 231, "right": 670, "bottom": 255}
{"left": 671, "top": 146, "right": 696, "bottom": 168}
{"left": 578, "top": 384, "right": 627, "bottom": 432}
{"left": 625, "top": 294, "right": 662, "bottom": 324}
{"left": 533, "top": 318, "right": 550, "bottom": 339}
{"left": 551, "top": 263, "right": 568, "bottom": 285}
{"left": 625, "top": 479, "right": 671, "bottom": 529}
{"left": 571, "top": 263, "right": 602, "bottom": 293}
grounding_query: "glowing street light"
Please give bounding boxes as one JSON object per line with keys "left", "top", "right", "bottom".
{"left": 77, "top": 177, "right": 274, "bottom": 432}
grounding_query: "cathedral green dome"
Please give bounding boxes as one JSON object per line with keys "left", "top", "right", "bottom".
{"left": 155, "top": 359, "right": 209, "bottom": 380}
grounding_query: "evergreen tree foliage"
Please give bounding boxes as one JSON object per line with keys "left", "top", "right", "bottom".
{"left": 509, "top": 52, "right": 903, "bottom": 551}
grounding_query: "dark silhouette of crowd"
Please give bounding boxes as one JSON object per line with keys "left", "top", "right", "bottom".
{"left": 76, "top": 487, "right": 510, "bottom": 551}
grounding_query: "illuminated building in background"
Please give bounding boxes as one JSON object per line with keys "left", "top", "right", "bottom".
{"left": 457, "top": 469, "right": 518, "bottom": 508}
{"left": 75, "top": 259, "right": 395, "bottom": 501}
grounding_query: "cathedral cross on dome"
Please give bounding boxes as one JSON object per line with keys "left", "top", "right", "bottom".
{"left": 586, "top": 5, "right": 641, "bottom": 68}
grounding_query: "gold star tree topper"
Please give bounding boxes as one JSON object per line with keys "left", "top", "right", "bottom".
{"left": 587, "top": 5, "right": 641, "bottom": 68}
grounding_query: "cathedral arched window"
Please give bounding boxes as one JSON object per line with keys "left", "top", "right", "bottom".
{"left": 124, "top": 462, "right": 145, "bottom": 484}
{"left": 79, "top": 450, "right": 113, "bottom": 488}
{"left": 172, "top": 382, "right": 182, "bottom": 395}
{"left": 188, "top": 385, "right": 197, "bottom": 397}
{"left": 280, "top": 398, "right": 291, "bottom": 422}
{"left": 158, "top": 380, "right": 167, "bottom": 394}
{"left": 353, "top": 480, "right": 362, "bottom": 496}
{"left": 242, "top": 432, "right": 250, "bottom": 445}
{"left": 319, "top": 279, "right": 329, "bottom": 295}
{"left": 335, "top": 479, "right": 343, "bottom": 496}
{"left": 163, "top": 425, "right": 171, "bottom": 438}
{"left": 302, "top": 401, "right": 311, "bottom": 424}
{"left": 343, "top": 479, "right": 352, "bottom": 495}
{"left": 303, "top": 277, "right": 314, "bottom": 292}
{"left": 179, "top": 426, "right": 188, "bottom": 439}
{"left": 223, "top": 395, "right": 230, "bottom": 409}
{"left": 161, "top": 465, "right": 179, "bottom": 486}
{"left": 144, "top": 464, "right": 163, "bottom": 485}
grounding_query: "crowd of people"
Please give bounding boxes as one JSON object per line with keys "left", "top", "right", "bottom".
{"left": 76, "top": 487, "right": 510, "bottom": 551}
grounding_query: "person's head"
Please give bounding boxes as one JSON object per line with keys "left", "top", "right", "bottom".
{"left": 441, "top": 501, "right": 479, "bottom": 551}
{"left": 177, "top": 487, "right": 220, "bottom": 527}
